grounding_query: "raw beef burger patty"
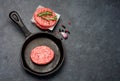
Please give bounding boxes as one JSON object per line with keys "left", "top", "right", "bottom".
{"left": 34, "top": 8, "right": 57, "bottom": 29}
{"left": 30, "top": 46, "right": 54, "bottom": 65}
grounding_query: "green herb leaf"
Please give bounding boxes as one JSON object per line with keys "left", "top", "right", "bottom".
{"left": 44, "top": 16, "right": 57, "bottom": 20}
{"left": 37, "top": 11, "right": 52, "bottom": 17}
{"left": 37, "top": 11, "right": 57, "bottom": 21}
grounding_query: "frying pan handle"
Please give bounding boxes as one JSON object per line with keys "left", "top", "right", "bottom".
{"left": 9, "top": 11, "right": 31, "bottom": 37}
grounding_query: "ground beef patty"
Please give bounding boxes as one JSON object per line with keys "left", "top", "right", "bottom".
{"left": 34, "top": 8, "right": 57, "bottom": 29}
{"left": 30, "top": 46, "right": 54, "bottom": 65}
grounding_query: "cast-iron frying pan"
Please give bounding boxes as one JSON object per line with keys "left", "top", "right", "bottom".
{"left": 9, "top": 11, "right": 64, "bottom": 76}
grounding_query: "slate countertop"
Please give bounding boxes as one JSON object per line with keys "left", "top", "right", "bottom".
{"left": 0, "top": 0, "right": 120, "bottom": 81}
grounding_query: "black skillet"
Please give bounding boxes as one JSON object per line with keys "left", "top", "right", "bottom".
{"left": 9, "top": 11, "right": 64, "bottom": 76}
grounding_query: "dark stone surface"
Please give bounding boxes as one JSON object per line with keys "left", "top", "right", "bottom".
{"left": 0, "top": 0, "right": 120, "bottom": 81}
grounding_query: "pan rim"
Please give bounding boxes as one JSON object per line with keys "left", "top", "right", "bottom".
{"left": 21, "top": 32, "right": 64, "bottom": 76}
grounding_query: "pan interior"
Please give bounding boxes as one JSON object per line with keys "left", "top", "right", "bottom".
{"left": 22, "top": 33, "right": 61, "bottom": 73}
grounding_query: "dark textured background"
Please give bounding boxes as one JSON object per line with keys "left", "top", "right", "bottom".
{"left": 0, "top": 0, "right": 120, "bottom": 81}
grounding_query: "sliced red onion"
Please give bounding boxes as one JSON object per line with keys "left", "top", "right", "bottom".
{"left": 61, "top": 32, "right": 68, "bottom": 39}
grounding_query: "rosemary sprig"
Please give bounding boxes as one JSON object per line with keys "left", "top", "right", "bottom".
{"left": 37, "top": 11, "right": 52, "bottom": 17}
{"left": 45, "top": 16, "right": 57, "bottom": 20}
{"left": 37, "top": 11, "right": 57, "bottom": 21}
{"left": 41, "top": 16, "right": 57, "bottom": 21}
